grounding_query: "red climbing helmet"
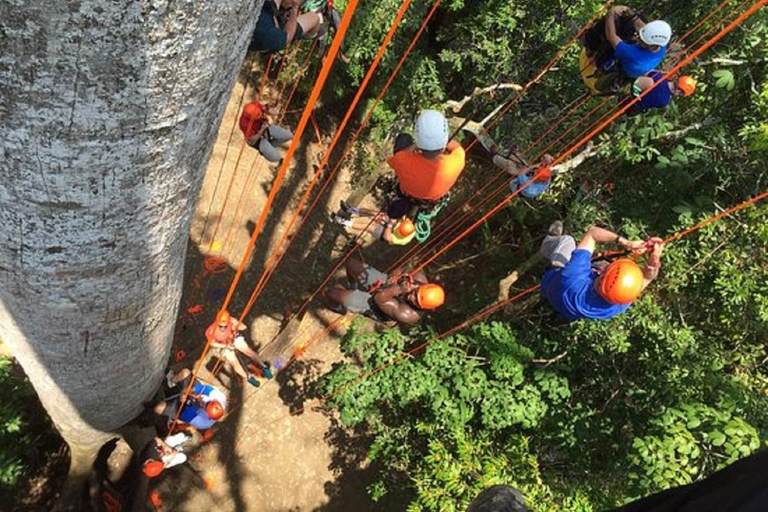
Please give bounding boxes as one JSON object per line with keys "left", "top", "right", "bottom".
{"left": 597, "top": 258, "right": 644, "bottom": 305}
{"left": 205, "top": 400, "right": 225, "bottom": 421}
{"left": 143, "top": 459, "right": 165, "bottom": 478}
{"left": 396, "top": 218, "right": 416, "bottom": 238}
{"left": 239, "top": 102, "right": 264, "bottom": 135}
{"left": 416, "top": 284, "right": 445, "bottom": 310}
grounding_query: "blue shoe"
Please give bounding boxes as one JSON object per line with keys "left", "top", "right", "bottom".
{"left": 247, "top": 376, "right": 260, "bottom": 388}
{"left": 262, "top": 365, "right": 274, "bottom": 380}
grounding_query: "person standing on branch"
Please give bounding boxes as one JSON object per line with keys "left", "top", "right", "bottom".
{"left": 385, "top": 110, "right": 466, "bottom": 218}
{"left": 322, "top": 258, "right": 444, "bottom": 326}
{"left": 604, "top": 6, "right": 671, "bottom": 78}
{"left": 250, "top": 0, "right": 321, "bottom": 53}
{"left": 239, "top": 101, "right": 294, "bottom": 163}
{"left": 205, "top": 311, "right": 273, "bottom": 386}
{"left": 539, "top": 222, "right": 663, "bottom": 321}
{"left": 626, "top": 72, "right": 697, "bottom": 114}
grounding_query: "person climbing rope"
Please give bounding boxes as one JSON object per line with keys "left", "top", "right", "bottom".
{"left": 321, "top": 258, "right": 444, "bottom": 325}
{"left": 625, "top": 72, "right": 697, "bottom": 114}
{"left": 580, "top": 6, "right": 671, "bottom": 94}
{"left": 491, "top": 152, "right": 555, "bottom": 199}
{"left": 333, "top": 204, "right": 417, "bottom": 246}
{"left": 205, "top": 311, "right": 273, "bottom": 386}
{"left": 153, "top": 368, "right": 228, "bottom": 431}
{"left": 293, "top": 0, "right": 350, "bottom": 62}
{"left": 249, "top": 0, "right": 321, "bottom": 53}
{"left": 385, "top": 109, "right": 466, "bottom": 219}
{"left": 239, "top": 101, "right": 294, "bottom": 163}
{"left": 539, "top": 221, "right": 663, "bottom": 321}
{"left": 139, "top": 432, "right": 196, "bottom": 479}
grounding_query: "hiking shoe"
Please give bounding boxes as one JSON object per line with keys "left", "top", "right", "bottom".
{"left": 547, "top": 220, "right": 564, "bottom": 237}
{"left": 247, "top": 376, "right": 260, "bottom": 388}
{"left": 262, "top": 364, "right": 274, "bottom": 380}
{"left": 339, "top": 200, "right": 358, "bottom": 215}
{"left": 332, "top": 214, "right": 352, "bottom": 226}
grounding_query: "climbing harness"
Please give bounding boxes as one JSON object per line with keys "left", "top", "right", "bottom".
{"left": 415, "top": 194, "right": 451, "bottom": 243}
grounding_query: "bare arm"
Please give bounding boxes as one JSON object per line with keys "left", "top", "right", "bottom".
{"left": 577, "top": 226, "right": 646, "bottom": 253}
{"left": 373, "top": 286, "right": 422, "bottom": 325}
{"left": 284, "top": 4, "right": 300, "bottom": 43}
{"left": 605, "top": 6, "right": 632, "bottom": 47}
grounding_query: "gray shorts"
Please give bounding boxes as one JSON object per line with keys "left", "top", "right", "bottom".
{"left": 357, "top": 265, "right": 388, "bottom": 289}
{"left": 342, "top": 290, "right": 373, "bottom": 313}
{"left": 371, "top": 223, "right": 385, "bottom": 240}
{"left": 540, "top": 235, "right": 576, "bottom": 268}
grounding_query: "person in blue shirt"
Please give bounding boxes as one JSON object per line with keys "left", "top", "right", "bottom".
{"left": 154, "top": 368, "right": 228, "bottom": 432}
{"left": 627, "top": 72, "right": 697, "bottom": 114}
{"left": 250, "top": 0, "right": 321, "bottom": 53}
{"left": 539, "top": 222, "right": 664, "bottom": 321}
{"left": 604, "top": 5, "right": 671, "bottom": 78}
{"left": 492, "top": 152, "right": 555, "bottom": 199}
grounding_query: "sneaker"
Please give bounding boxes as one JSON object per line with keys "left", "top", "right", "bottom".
{"left": 247, "top": 376, "right": 260, "bottom": 388}
{"left": 332, "top": 214, "right": 352, "bottom": 227}
{"left": 262, "top": 364, "right": 274, "bottom": 379}
{"left": 547, "top": 220, "right": 564, "bottom": 237}
{"left": 339, "top": 200, "right": 359, "bottom": 215}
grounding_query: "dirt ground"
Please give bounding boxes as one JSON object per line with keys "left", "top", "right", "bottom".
{"left": 158, "top": 60, "right": 397, "bottom": 512}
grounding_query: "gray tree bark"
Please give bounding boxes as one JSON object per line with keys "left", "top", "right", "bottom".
{"left": 0, "top": 0, "right": 262, "bottom": 508}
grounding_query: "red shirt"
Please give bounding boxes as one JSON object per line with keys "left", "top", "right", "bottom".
{"left": 239, "top": 103, "right": 268, "bottom": 139}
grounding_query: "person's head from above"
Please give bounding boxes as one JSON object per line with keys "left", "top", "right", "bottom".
{"left": 595, "top": 258, "right": 644, "bottom": 305}
{"left": 143, "top": 459, "right": 165, "bottom": 478}
{"left": 406, "top": 283, "right": 445, "bottom": 310}
{"left": 205, "top": 400, "right": 225, "bottom": 421}
{"left": 672, "top": 75, "right": 697, "bottom": 96}
{"left": 638, "top": 20, "right": 671, "bottom": 51}
{"left": 217, "top": 311, "right": 231, "bottom": 329}
{"left": 396, "top": 218, "right": 416, "bottom": 238}
{"left": 243, "top": 102, "right": 263, "bottom": 120}
{"left": 414, "top": 109, "right": 449, "bottom": 157}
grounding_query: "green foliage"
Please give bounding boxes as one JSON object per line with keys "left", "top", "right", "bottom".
{"left": 0, "top": 358, "right": 46, "bottom": 489}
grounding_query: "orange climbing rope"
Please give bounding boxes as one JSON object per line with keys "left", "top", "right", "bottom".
{"left": 278, "top": 40, "right": 319, "bottom": 123}
{"left": 168, "top": 0, "right": 362, "bottom": 433}
{"left": 235, "top": 0, "right": 431, "bottom": 321}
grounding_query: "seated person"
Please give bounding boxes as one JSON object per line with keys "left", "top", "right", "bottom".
{"left": 205, "top": 311, "right": 273, "bottom": 386}
{"left": 322, "top": 258, "right": 444, "bottom": 325}
{"left": 139, "top": 431, "right": 199, "bottom": 479}
{"left": 603, "top": 5, "right": 671, "bottom": 78}
{"left": 333, "top": 206, "right": 417, "bottom": 246}
{"left": 626, "top": 72, "right": 697, "bottom": 114}
{"left": 539, "top": 221, "right": 663, "bottom": 321}
{"left": 153, "top": 368, "right": 228, "bottom": 431}
{"left": 386, "top": 110, "right": 465, "bottom": 218}
{"left": 250, "top": 0, "right": 321, "bottom": 53}
{"left": 239, "top": 101, "right": 293, "bottom": 163}
{"left": 492, "top": 152, "right": 555, "bottom": 199}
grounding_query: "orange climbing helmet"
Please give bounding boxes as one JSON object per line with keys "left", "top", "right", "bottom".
{"left": 534, "top": 166, "right": 553, "bottom": 183}
{"left": 239, "top": 102, "right": 264, "bottom": 137}
{"left": 143, "top": 459, "right": 165, "bottom": 478}
{"left": 416, "top": 284, "right": 445, "bottom": 310}
{"left": 218, "top": 310, "right": 231, "bottom": 327}
{"left": 396, "top": 218, "right": 416, "bottom": 238}
{"left": 242, "top": 102, "right": 263, "bottom": 120}
{"left": 597, "top": 258, "right": 644, "bottom": 305}
{"left": 205, "top": 400, "right": 225, "bottom": 421}
{"left": 677, "top": 76, "right": 697, "bottom": 96}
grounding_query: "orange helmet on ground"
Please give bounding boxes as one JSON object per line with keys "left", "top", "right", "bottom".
{"left": 396, "top": 218, "right": 416, "bottom": 237}
{"left": 416, "top": 284, "right": 445, "bottom": 310}
{"left": 597, "top": 258, "right": 644, "bottom": 305}
{"left": 218, "top": 310, "right": 231, "bottom": 327}
{"left": 143, "top": 459, "right": 165, "bottom": 478}
{"left": 677, "top": 76, "right": 697, "bottom": 96}
{"left": 205, "top": 400, "right": 225, "bottom": 420}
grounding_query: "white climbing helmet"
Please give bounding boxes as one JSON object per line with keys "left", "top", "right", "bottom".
{"left": 414, "top": 109, "right": 449, "bottom": 151}
{"left": 639, "top": 20, "right": 672, "bottom": 47}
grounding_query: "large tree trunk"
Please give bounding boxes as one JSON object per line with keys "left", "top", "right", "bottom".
{"left": 0, "top": 0, "right": 261, "bottom": 508}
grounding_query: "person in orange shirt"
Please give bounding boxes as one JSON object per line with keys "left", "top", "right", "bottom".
{"left": 384, "top": 110, "right": 466, "bottom": 218}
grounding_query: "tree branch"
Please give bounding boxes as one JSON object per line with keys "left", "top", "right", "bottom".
{"left": 445, "top": 83, "right": 523, "bottom": 113}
